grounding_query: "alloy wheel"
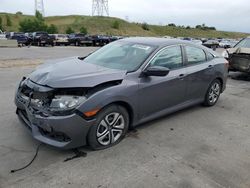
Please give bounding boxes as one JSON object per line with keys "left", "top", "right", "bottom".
{"left": 96, "top": 112, "right": 125, "bottom": 146}
{"left": 208, "top": 82, "right": 220, "bottom": 104}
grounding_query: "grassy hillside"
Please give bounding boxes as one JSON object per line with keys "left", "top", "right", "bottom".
{"left": 0, "top": 12, "right": 249, "bottom": 38}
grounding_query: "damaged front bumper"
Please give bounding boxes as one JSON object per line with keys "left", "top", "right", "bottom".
{"left": 229, "top": 54, "right": 250, "bottom": 73}
{"left": 227, "top": 48, "right": 250, "bottom": 73}
{"left": 15, "top": 80, "right": 95, "bottom": 149}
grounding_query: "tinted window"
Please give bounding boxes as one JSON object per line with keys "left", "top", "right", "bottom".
{"left": 235, "top": 38, "right": 250, "bottom": 48}
{"left": 186, "top": 46, "right": 206, "bottom": 65}
{"left": 150, "top": 46, "right": 183, "bottom": 69}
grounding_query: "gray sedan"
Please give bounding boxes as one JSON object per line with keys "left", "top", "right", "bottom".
{"left": 15, "top": 37, "right": 228, "bottom": 150}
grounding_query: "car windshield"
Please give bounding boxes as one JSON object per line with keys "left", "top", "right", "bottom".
{"left": 235, "top": 38, "right": 250, "bottom": 48}
{"left": 83, "top": 41, "right": 156, "bottom": 72}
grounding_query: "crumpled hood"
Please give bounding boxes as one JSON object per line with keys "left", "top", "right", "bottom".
{"left": 29, "top": 57, "right": 126, "bottom": 88}
{"left": 227, "top": 47, "right": 250, "bottom": 55}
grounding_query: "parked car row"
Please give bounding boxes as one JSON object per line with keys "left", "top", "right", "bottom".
{"left": 176, "top": 37, "right": 239, "bottom": 50}
{"left": 4, "top": 31, "right": 123, "bottom": 47}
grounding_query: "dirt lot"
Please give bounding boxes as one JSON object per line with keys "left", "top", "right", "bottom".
{"left": 0, "top": 47, "right": 249, "bottom": 188}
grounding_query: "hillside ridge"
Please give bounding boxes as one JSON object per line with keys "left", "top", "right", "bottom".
{"left": 0, "top": 13, "right": 249, "bottom": 38}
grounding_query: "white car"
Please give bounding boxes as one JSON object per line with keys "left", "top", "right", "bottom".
{"left": 219, "top": 40, "right": 232, "bottom": 48}
{"left": 53, "top": 34, "right": 69, "bottom": 46}
{"left": 191, "top": 39, "right": 203, "bottom": 45}
{"left": 0, "top": 30, "right": 6, "bottom": 40}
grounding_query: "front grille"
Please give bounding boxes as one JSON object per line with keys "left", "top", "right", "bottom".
{"left": 38, "top": 127, "right": 71, "bottom": 142}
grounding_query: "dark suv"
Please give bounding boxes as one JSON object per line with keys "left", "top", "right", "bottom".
{"left": 68, "top": 33, "right": 93, "bottom": 46}
{"left": 8, "top": 32, "right": 32, "bottom": 46}
{"left": 91, "top": 35, "right": 110, "bottom": 46}
{"left": 32, "top": 32, "right": 54, "bottom": 46}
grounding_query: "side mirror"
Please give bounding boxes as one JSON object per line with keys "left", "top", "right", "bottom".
{"left": 143, "top": 66, "right": 170, "bottom": 77}
{"left": 78, "top": 53, "right": 92, "bottom": 60}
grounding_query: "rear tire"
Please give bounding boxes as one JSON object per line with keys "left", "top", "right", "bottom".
{"left": 87, "top": 105, "right": 129, "bottom": 150}
{"left": 203, "top": 79, "right": 221, "bottom": 107}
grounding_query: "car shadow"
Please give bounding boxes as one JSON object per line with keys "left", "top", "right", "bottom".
{"left": 130, "top": 104, "right": 204, "bottom": 133}
{"left": 229, "top": 72, "right": 250, "bottom": 81}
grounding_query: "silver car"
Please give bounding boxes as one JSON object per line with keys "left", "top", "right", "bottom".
{"left": 15, "top": 38, "right": 228, "bottom": 150}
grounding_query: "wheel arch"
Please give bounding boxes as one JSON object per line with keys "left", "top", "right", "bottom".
{"left": 103, "top": 101, "right": 134, "bottom": 128}
{"left": 215, "top": 77, "right": 223, "bottom": 92}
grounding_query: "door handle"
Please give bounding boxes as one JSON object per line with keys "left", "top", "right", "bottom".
{"left": 208, "top": 65, "right": 214, "bottom": 68}
{"left": 178, "top": 74, "right": 185, "bottom": 79}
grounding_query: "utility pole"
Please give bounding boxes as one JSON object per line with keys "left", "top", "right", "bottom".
{"left": 92, "top": 0, "right": 109, "bottom": 16}
{"left": 35, "top": 0, "right": 45, "bottom": 16}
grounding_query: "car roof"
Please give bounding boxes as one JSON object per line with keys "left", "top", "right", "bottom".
{"left": 120, "top": 37, "right": 200, "bottom": 47}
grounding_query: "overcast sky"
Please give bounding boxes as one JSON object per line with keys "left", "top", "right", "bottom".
{"left": 0, "top": 0, "right": 250, "bottom": 32}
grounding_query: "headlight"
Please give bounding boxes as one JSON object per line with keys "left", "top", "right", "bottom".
{"left": 222, "top": 50, "right": 229, "bottom": 59}
{"left": 50, "top": 95, "right": 87, "bottom": 111}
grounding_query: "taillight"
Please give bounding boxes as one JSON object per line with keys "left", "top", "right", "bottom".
{"left": 225, "top": 60, "right": 229, "bottom": 69}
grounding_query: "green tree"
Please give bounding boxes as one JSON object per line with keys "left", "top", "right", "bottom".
{"left": 195, "top": 25, "right": 202, "bottom": 29}
{"left": 19, "top": 11, "right": 48, "bottom": 32}
{"left": 209, "top": 27, "right": 216, "bottom": 31}
{"left": 80, "top": 26, "right": 88, "bottom": 34}
{"left": 65, "top": 27, "right": 75, "bottom": 34}
{"left": 47, "top": 24, "right": 58, "bottom": 34}
{"left": 112, "top": 20, "right": 120, "bottom": 29}
{"left": 16, "top": 11, "right": 23, "bottom": 15}
{"left": 19, "top": 18, "right": 47, "bottom": 32}
{"left": 35, "top": 11, "right": 44, "bottom": 22}
{"left": 168, "top": 23, "right": 176, "bottom": 27}
{"left": 142, "top": 22, "right": 149, "bottom": 31}
{"left": 6, "top": 14, "right": 12, "bottom": 26}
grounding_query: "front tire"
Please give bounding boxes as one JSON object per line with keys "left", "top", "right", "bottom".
{"left": 87, "top": 105, "right": 129, "bottom": 150}
{"left": 203, "top": 79, "right": 221, "bottom": 106}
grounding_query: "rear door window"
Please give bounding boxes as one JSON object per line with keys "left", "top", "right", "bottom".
{"left": 185, "top": 46, "right": 206, "bottom": 65}
{"left": 206, "top": 52, "right": 214, "bottom": 61}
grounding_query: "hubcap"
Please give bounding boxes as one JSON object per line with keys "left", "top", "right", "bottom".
{"left": 208, "top": 82, "right": 220, "bottom": 104}
{"left": 97, "top": 112, "right": 125, "bottom": 146}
